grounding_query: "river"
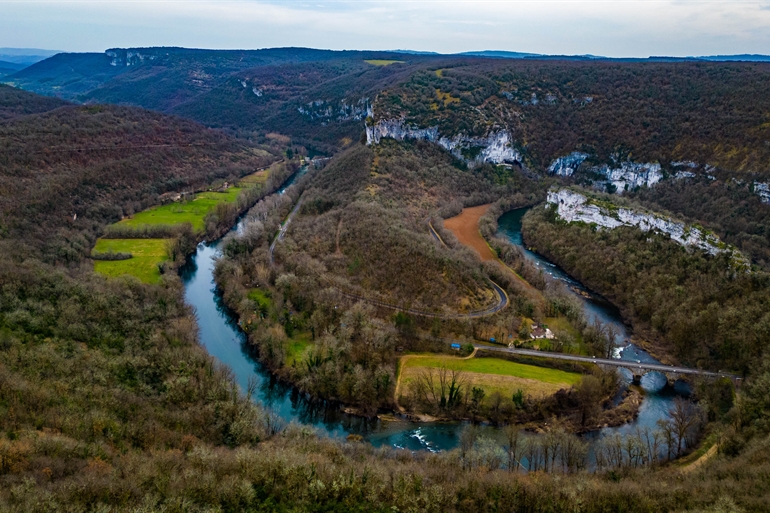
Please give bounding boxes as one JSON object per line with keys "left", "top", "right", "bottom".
{"left": 179, "top": 185, "right": 686, "bottom": 454}
{"left": 497, "top": 208, "right": 690, "bottom": 437}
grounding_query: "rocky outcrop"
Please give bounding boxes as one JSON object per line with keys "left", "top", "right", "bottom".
{"left": 547, "top": 189, "right": 747, "bottom": 267}
{"left": 106, "top": 49, "right": 158, "bottom": 67}
{"left": 297, "top": 98, "right": 370, "bottom": 123}
{"left": 549, "top": 153, "right": 662, "bottom": 193}
{"left": 595, "top": 162, "right": 663, "bottom": 192}
{"left": 753, "top": 182, "right": 770, "bottom": 204}
{"left": 366, "top": 118, "right": 521, "bottom": 166}
{"left": 548, "top": 152, "right": 589, "bottom": 176}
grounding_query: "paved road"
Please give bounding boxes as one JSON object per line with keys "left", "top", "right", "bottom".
{"left": 475, "top": 346, "right": 741, "bottom": 380}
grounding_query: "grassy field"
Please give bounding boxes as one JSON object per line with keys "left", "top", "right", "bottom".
{"left": 92, "top": 239, "right": 171, "bottom": 284}
{"left": 239, "top": 169, "right": 269, "bottom": 186}
{"left": 286, "top": 332, "right": 312, "bottom": 366}
{"left": 117, "top": 188, "right": 242, "bottom": 232}
{"left": 364, "top": 60, "right": 403, "bottom": 66}
{"left": 248, "top": 288, "right": 272, "bottom": 310}
{"left": 400, "top": 355, "right": 581, "bottom": 401}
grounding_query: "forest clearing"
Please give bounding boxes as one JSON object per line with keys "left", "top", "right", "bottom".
{"left": 91, "top": 167, "right": 275, "bottom": 283}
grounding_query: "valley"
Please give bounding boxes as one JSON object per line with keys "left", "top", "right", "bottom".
{"left": 1, "top": 48, "right": 770, "bottom": 511}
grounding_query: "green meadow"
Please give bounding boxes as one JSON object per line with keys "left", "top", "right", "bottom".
{"left": 364, "top": 60, "right": 403, "bottom": 66}
{"left": 92, "top": 239, "right": 172, "bottom": 284}
{"left": 400, "top": 355, "right": 582, "bottom": 400}
{"left": 402, "top": 356, "right": 581, "bottom": 385}
{"left": 117, "top": 188, "right": 242, "bottom": 232}
{"left": 94, "top": 182, "right": 255, "bottom": 283}
{"left": 286, "top": 332, "right": 313, "bottom": 366}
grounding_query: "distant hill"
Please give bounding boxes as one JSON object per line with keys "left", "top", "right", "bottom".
{"left": 698, "top": 54, "right": 770, "bottom": 62}
{"left": 460, "top": 50, "right": 542, "bottom": 59}
{"left": 4, "top": 47, "right": 441, "bottom": 153}
{"left": 0, "top": 47, "right": 60, "bottom": 66}
{"left": 0, "top": 83, "right": 68, "bottom": 120}
{"left": 371, "top": 59, "right": 770, "bottom": 173}
{"left": 8, "top": 45, "right": 770, "bottom": 160}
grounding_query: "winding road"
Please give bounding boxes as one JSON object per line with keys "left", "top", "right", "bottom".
{"left": 268, "top": 196, "right": 304, "bottom": 266}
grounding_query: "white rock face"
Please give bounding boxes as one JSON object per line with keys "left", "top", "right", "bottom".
{"left": 547, "top": 189, "right": 744, "bottom": 262}
{"left": 674, "top": 171, "right": 696, "bottom": 180}
{"left": 596, "top": 162, "right": 663, "bottom": 192}
{"left": 366, "top": 118, "right": 521, "bottom": 166}
{"left": 754, "top": 182, "right": 770, "bottom": 204}
{"left": 548, "top": 152, "right": 589, "bottom": 176}
{"left": 106, "top": 49, "right": 157, "bottom": 67}
{"left": 298, "top": 98, "right": 369, "bottom": 122}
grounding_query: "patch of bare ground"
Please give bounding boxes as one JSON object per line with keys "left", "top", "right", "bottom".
{"left": 444, "top": 204, "right": 496, "bottom": 261}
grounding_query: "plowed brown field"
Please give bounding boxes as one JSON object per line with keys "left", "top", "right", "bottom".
{"left": 444, "top": 204, "right": 496, "bottom": 261}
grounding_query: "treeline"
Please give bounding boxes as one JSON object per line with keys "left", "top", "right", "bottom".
{"left": 521, "top": 201, "right": 770, "bottom": 374}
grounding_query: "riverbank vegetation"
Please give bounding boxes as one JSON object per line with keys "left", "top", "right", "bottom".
{"left": 90, "top": 160, "right": 296, "bottom": 283}
{"left": 521, "top": 196, "right": 770, "bottom": 374}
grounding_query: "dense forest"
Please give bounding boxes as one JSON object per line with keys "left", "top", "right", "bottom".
{"left": 629, "top": 176, "right": 770, "bottom": 269}
{"left": 11, "top": 49, "right": 770, "bottom": 170}
{"left": 521, "top": 196, "right": 770, "bottom": 374}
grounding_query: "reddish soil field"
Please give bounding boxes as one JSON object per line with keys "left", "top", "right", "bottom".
{"left": 444, "top": 204, "right": 496, "bottom": 261}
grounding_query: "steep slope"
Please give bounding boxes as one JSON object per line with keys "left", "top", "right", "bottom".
{"left": 0, "top": 89, "right": 274, "bottom": 262}
{"left": 370, "top": 60, "right": 770, "bottom": 173}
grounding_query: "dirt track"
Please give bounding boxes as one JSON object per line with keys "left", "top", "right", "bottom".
{"left": 444, "top": 204, "right": 496, "bottom": 261}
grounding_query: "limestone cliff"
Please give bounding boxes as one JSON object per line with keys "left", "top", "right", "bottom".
{"left": 547, "top": 188, "right": 748, "bottom": 267}
{"left": 366, "top": 118, "right": 521, "bottom": 166}
{"left": 547, "top": 153, "right": 662, "bottom": 193}
{"left": 547, "top": 152, "right": 589, "bottom": 176}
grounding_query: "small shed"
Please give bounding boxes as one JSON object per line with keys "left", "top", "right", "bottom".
{"left": 451, "top": 343, "right": 461, "bottom": 350}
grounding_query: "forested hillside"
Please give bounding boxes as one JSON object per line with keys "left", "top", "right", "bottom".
{"left": 4, "top": 48, "right": 438, "bottom": 153}
{"left": 522, "top": 196, "right": 770, "bottom": 374}
{"left": 373, "top": 61, "right": 770, "bottom": 172}
{"left": 0, "top": 86, "right": 273, "bottom": 262}
{"left": 0, "top": 84, "right": 67, "bottom": 121}
{"left": 630, "top": 177, "right": 770, "bottom": 269}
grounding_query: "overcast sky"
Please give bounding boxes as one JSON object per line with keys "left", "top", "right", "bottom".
{"left": 1, "top": 1, "right": 769, "bottom": 57}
